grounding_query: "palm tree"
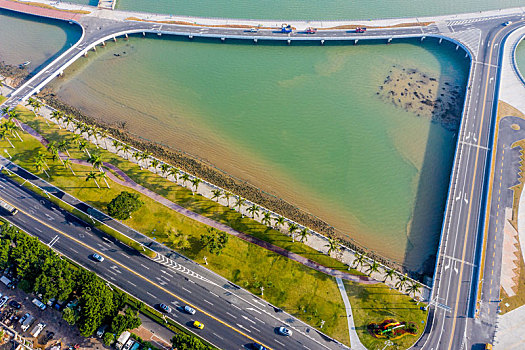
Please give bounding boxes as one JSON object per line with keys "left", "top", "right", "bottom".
{"left": 234, "top": 197, "right": 246, "bottom": 215}
{"left": 211, "top": 189, "right": 222, "bottom": 202}
{"left": 325, "top": 237, "right": 340, "bottom": 255}
{"left": 85, "top": 171, "right": 100, "bottom": 188}
{"left": 395, "top": 274, "right": 410, "bottom": 291}
{"left": 0, "top": 129, "right": 14, "bottom": 148}
{"left": 120, "top": 144, "right": 131, "bottom": 160}
{"left": 62, "top": 157, "right": 76, "bottom": 176}
{"left": 298, "top": 228, "right": 310, "bottom": 243}
{"left": 149, "top": 158, "right": 160, "bottom": 173}
{"left": 246, "top": 204, "right": 259, "bottom": 219}
{"left": 261, "top": 212, "right": 272, "bottom": 227}
{"left": 26, "top": 97, "right": 43, "bottom": 115}
{"left": 274, "top": 216, "right": 285, "bottom": 231}
{"left": 63, "top": 114, "right": 74, "bottom": 130}
{"left": 288, "top": 222, "right": 299, "bottom": 241}
{"left": 72, "top": 133, "right": 82, "bottom": 146}
{"left": 4, "top": 117, "right": 22, "bottom": 141}
{"left": 406, "top": 281, "right": 421, "bottom": 297}
{"left": 180, "top": 173, "right": 190, "bottom": 186}
{"left": 97, "top": 171, "right": 110, "bottom": 188}
{"left": 222, "top": 191, "right": 232, "bottom": 207}
{"left": 57, "top": 139, "right": 70, "bottom": 157}
{"left": 160, "top": 163, "right": 170, "bottom": 177}
{"left": 383, "top": 268, "right": 396, "bottom": 283}
{"left": 78, "top": 140, "right": 90, "bottom": 157}
{"left": 365, "top": 260, "right": 380, "bottom": 276}
{"left": 133, "top": 151, "right": 142, "bottom": 165}
{"left": 99, "top": 129, "right": 109, "bottom": 149}
{"left": 87, "top": 153, "right": 103, "bottom": 171}
{"left": 51, "top": 110, "right": 63, "bottom": 128}
{"left": 168, "top": 167, "right": 179, "bottom": 181}
{"left": 352, "top": 252, "right": 367, "bottom": 269}
{"left": 138, "top": 153, "right": 150, "bottom": 169}
{"left": 112, "top": 140, "right": 122, "bottom": 154}
{"left": 190, "top": 177, "right": 202, "bottom": 195}
{"left": 33, "top": 152, "right": 49, "bottom": 177}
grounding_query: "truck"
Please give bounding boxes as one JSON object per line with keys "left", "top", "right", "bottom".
{"left": 30, "top": 322, "right": 46, "bottom": 338}
{"left": 306, "top": 27, "right": 317, "bottom": 34}
{"left": 0, "top": 276, "right": 15, "bottom": 289}
{"left": 116, "top": 331, "right": 131, "bottom": 350}
{"left": 355, "top": 27, "right": 367, "bottom": 33}
{"left": 0, "top": 199, "right": 18, "bottom": 215}
{"left": 280, "top": 24, "right": 292, "bottom": 33}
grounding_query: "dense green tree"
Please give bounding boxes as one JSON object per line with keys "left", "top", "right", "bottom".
{"left": 107, "top": 191, "right": 144, "bottom": 220}
{"left": 10, "top": 234, "right": 45, "bottom": 282}
{"left": 103, "top": 332, "right": 115, "bottom": 346}
{"left": 171, "top": 333, "right": 213, "bottom": 350}
{"left": 62, "top": 307, "right": 79, "bottom": 326}
{"left": 77, "top": 272, "right": 115, "bottom": 336}
{"left": 110, "top": 308, "right": 141, "bottom": 336}
{"left": 200, "top": 227, "right": 229, "bottom": 255}
{"left": 34, "top": 250, "right": 75, "bottom": 302}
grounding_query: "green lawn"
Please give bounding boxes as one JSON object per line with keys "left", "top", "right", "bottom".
{"left": 3, "top": 106, "right": 351, "bottom": 345}
{"left": 344, "top": 281, "right": 428, "bottom": 350}
{"left": 0, "top": 96, "right": 6, "bottom": 104}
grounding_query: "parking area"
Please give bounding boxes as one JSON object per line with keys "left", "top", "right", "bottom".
{"left": 0, "top": 282, "right": 104, "bottom": 349}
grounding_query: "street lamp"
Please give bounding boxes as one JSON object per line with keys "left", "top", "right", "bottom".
{"left": 203, "top": 256, "right": 208, "bottom": 265}
{"left": 4, "top": 149, "right": 11, "bottom": 159}
{"left": 260, "top": 286, "right": 264, "bottom": 296}
{"left": 320, "top": 320, "right": 325, "bottom": 329}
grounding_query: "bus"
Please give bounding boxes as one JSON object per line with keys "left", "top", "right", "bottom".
{"left": 0, "top": 198, "right": 18, "bottom": 215}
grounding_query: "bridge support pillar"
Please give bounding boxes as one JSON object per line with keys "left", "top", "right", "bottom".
{"left": 465, "top": 52, "right": 468, "bottom": 58}
{"left": 254, "top": 38, "right": 258, "bottom": 44}
{"left": 421, "top": 36, "right": 425, "bottom": 42}
{"left": 320, "top": 39, "right": 325, "bottom": 45}
{"left": 59, "top": 71, "right": 64, "bottom": 77}
{"left": 102, "top": 41, "right": 106, "bottom": 46}
{"left": 439, "top": 38, "right": 443, "bottom": 44}
{"left": 142, "top": 32, "right": 145, "bottom": 37}
{"left": 287, "top": 39, "right": 291, "bottom": 45}
{"left": 387, "top": 38, "right": 392, "bottom": 44}
{"left": 456, "top": 44, "right": 459, "bottom": 50}
{"left": 125, "top": 33, "right": 129, "bottom": 40}
{"left": 189, "top": 35, "right": 193, "bottom": 39}
{"left": 83, "top": 51, "right": 88, "bottom": 57}
{"left": 113, "top": 37, "right": 117, "bottom": 42}
{"left": 354, "top": 39, "right": 358, "bottom": 45}
{"left": 157, "top": 32, "right": 162, "bottom": 36}
{"left": 221, "top": 37, "right": 226, "bottom": 42}
{"left": 92, "top": 46, "right": 96, "bottom": 52}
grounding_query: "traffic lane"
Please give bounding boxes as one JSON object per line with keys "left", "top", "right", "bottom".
{"left": 0, "top": 177, "right": 325, "bottom": 350}
{"left": 1, "top": 209, "right": 254, "bottom": 350}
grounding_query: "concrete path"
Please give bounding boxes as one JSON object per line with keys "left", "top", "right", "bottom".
{"left": 335, "top": 278, "right": 367, "bottom": 350}
{"left": 493, "top": 304, "right": 525, "bottom": 349}
{"left": 8, "top": 116, "right": 378, "bottom": 285}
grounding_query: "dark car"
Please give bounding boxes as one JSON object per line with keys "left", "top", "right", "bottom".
{"left": 158, "top": 303, "right": 171, "bottom": 313}
{"left": 8, "top": 300, "right": 20, "bottom": 309}
{"left": 43, "top": 331, "right": 54, "bottom": 344}
{"left": 250, "top": 343, "right": 269, "bottom": 350}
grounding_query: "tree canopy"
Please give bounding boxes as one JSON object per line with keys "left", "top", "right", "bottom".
{"left": 200, "top": 227, "right": 229, "bottom": 255}
{"left": 107, "top": 191, "right": 144, "bottom": 220}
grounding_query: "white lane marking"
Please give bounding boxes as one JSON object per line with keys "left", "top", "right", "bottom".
{"left": 127, "top": 281, "right": 137, "bottom": 287}
{"left": 242, "top": 315, "right": 256, "bottom": 325}
{"left": 252, "top": 299, "right": 264, "bottom": 306}
{"left": 69, "top": 247, "right": 79, "bottom": 254}
{"left": 120, "top": 252, "right": 130, "bottom": 258}
{"left": 274, "top": 339, "right": 285, "bottom": 346}
{"left": 146, "top": 291, "right": 156, "bottom": 298}
{"left": 181, "top": 287, "right": 192, "bottom": 294}
{"left": 237, "top": 324, "right": 251, "bottom": 333}
{"left": 246, "top": 307, "right": 262, "bottom": 314}
{"left": 107, "top": 269, "right": 118, "bottom": 276}
{"left": 140, "top": 263, "right": 150, "bottom": 270}
{"left": 209, "top": 291, "right": 219, "bottom": 298}
{"left": 213, "top": 332, "right": 224, "bottom": 340}
{"left": 17, "top": 218, "right": 26, "bottom": 223}
{"left": 226, "top": 312, "right": 237, "bottom": 319}
{"left": 203, "top": 299, "right": 213, "bottom": 306}
{"left": 250, "top": 325, "right": 261, "bottom": 332}
{"left": 232, "top": 304, "right": 241, "bottom": 310}
{"left": 254, "top": 317, "right": 265, "bottom": 325}
{"left": 35, "top": 227, "right": 42, "bottom": 232}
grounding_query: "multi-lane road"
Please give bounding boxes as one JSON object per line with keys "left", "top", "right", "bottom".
{"left": 0, "top": 174, "right": 346, "bottom": 350}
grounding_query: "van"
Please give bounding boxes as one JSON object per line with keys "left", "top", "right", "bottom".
{"left": 20, "top": 314, "right": 35, "bottom": 332}
{"left": 0, "top": 276, "right": 14, "bottom": 289}
{"left": 96, "top": 324, "right": 107, "bottom": 338}
{"left": 32, "top": 298, "right": 46, "bottom": 311}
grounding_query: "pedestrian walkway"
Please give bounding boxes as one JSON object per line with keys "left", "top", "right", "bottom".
{"left": 1, "top": 117, "right": 377, "bottom": 285}
{"left": 335, "top": 278, "right": 367, "bottom": 350}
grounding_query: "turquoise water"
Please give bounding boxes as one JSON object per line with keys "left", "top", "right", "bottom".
{"left": 0, "top": 0, "right": 490, "bottom": 270}
{"left": 516, "top": 40, "right": 525, "bottom": 80}
{"left": 0, "top": 9, "right": 81, "bottom": 73}
{"left": 117, "top": 0, "right": 525, "bottom": 20}
{"left": 51, "top": 37, "right": 468, "bottom": 270}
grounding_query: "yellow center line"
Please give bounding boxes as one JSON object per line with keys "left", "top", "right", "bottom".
{"left": 448, "top": 24, "right": 507, "bottom": 349}
{"left": 4, "top": 201, "right": 272, "bottom": 349}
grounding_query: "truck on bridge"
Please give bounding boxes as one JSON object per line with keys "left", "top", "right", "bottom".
{"left": 280, "top": 24, "right": 293, "bottom": 33}
{"left": 0, "top": 198, "right": 18, "bottom": 215}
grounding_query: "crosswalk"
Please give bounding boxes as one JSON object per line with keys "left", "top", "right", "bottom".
{"left": 447, "top": 16, "right": 503, "bottom": 26}
{"left": 152, "top": 253, "right": 215, "bottom": 285}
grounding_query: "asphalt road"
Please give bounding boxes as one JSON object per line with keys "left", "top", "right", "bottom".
{"left": 0, "top": 174, "right": 345, "bottom": 350}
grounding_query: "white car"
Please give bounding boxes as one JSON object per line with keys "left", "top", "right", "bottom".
{"left": 0, "top": 296, "right": 9, "bottom": 308}
{"left": 278, "top": 326, "right": 292, "bottom": 336}
{"left": 504, "top": 21, "right": 512, "bottom": 26}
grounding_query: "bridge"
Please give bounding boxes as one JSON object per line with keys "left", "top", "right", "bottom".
{"left": 1, "top": 0, "right": 524, "bottom": 348}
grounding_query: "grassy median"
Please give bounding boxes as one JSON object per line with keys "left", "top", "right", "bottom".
{"left": 2, "top": 106, "right": 351, "bottom": 345}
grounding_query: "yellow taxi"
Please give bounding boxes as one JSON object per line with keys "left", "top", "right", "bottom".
{"left": 193, "top": 321, "right": 204, "bottom": 329}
